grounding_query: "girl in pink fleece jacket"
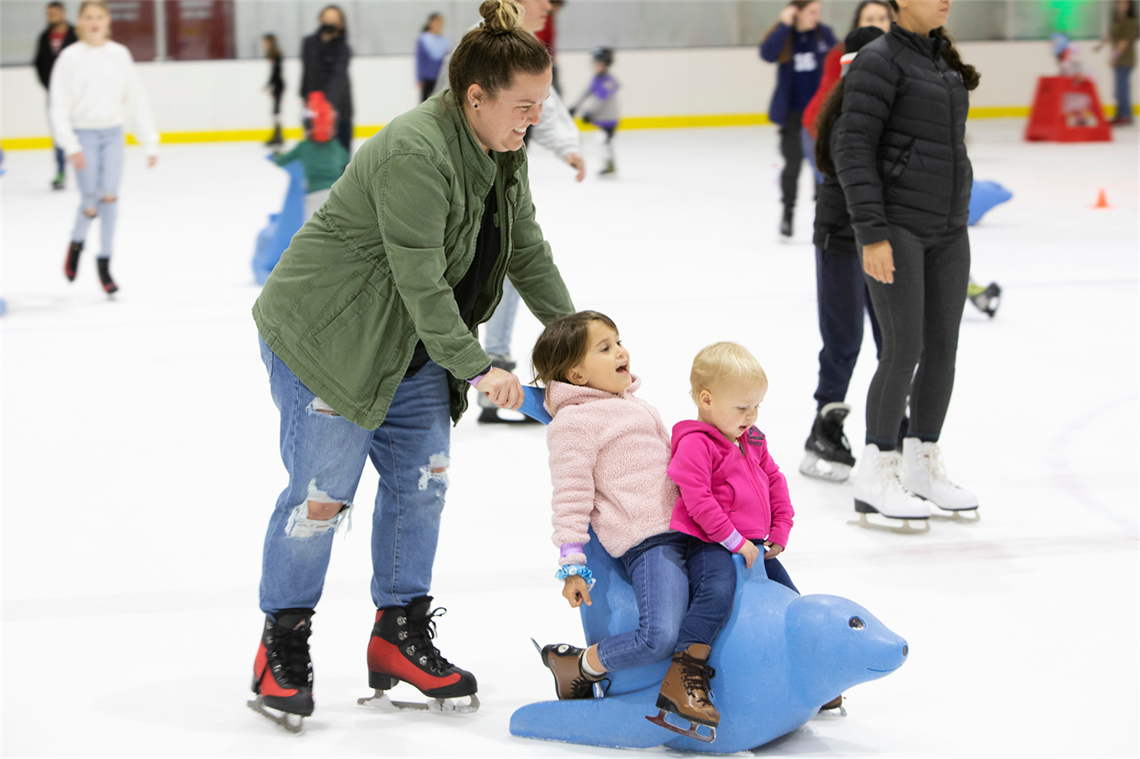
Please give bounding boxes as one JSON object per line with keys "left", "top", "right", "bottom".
{"left": 668, "top": 342, "right": 798, "bottom": 595}
{"left": 528, "top": 311, "right": 726, "bottom": 738}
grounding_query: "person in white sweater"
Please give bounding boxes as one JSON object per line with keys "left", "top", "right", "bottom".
{"left": 438, "top": 0, "right": 584, "bottom": 422}
{"left": 50, "top": 0, "right": 158, "bottom": 295}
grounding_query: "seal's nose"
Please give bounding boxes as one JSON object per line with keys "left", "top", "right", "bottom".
{"left": 902, "top": 645, "right": 908, "bottom": 657}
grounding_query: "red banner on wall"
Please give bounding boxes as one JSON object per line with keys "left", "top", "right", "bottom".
{"left": 107, "top": 0, "right": 157, "bottom": 61}
{"left": 165, "top": 1, "right": 235, "bottom": 61}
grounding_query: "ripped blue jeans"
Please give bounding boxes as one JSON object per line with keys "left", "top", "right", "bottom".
{"left": 258, "top": 335, "right": 451, "bottom": 616}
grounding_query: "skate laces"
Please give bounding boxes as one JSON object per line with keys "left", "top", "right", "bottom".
{"left": 877, "top": 451, "right": 909, "bottom": 491}
{"left": 677, "top": 654, "right": 715, "bottom": 705}
{"left": 920, "top": 444, "right": 953, "bottom": 486}
{"left": 269, "top": 618, "right": 313, "bottom": 686}
{"left": 406, "top": 607, "right": 453, "bottom": 673}
{"left": 821, "top": 419, "right": 851, "bottom": 454}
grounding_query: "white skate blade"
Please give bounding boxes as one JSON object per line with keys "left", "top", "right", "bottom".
{"left": 799, "top": 452, "right": 852, "bottom": 483}
{"left": 247, "top": 698, "right": 305, "bottom": 733}
{"left": 930, "top": 507, "right": 981, "bottom": 523}
{"left": 848, "top": 512, "right": 930, "bottom": 535}
{"left": 358, "top": 690, "right": 480, "bottom": 714}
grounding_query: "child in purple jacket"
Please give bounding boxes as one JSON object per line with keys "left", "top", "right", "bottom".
{"left": 668, "top": 342, "right": 798, "bottom": 595}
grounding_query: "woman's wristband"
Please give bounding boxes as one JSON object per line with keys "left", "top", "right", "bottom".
{"left": 465, "top": 364, "right": 493, "bottom": 387}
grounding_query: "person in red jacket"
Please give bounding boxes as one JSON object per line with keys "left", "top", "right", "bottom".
{"left": 802, "top": 0, "right": 893, "bottom": 183}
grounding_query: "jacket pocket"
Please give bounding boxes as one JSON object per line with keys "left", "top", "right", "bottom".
{"left": 883, "top": 137, "right": 917, "bottom": 183}
{"left": 302, "top": 272, "right": 395, "bottom": 398}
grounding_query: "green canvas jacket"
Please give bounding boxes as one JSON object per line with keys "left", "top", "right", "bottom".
{"left": 253, "top": 90, "right": 574, "bottom": 429}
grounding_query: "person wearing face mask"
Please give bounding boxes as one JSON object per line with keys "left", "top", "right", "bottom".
{"left": 437, "top": 0, "right": 585, "bottom": 423}
{"left": 247, "top": 0, "right": 574, "bottom": 732}
{"left": 300, "top": 5, "right": 353, "bottom": 153}
{"left": 833, "top": 0, "right": 981, "bottom": 529}
{"left": 761, "top": 0, "right": 836, "bottom": 240}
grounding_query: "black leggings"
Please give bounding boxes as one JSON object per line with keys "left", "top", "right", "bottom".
{"left": 861, "top": 225, "right": 970, "bottom": 449}
{"left": 779, "top": 110, "right": 805, "bottom": 210}
{"left": 421, "top": 78, "right": 437, "bottom": 103}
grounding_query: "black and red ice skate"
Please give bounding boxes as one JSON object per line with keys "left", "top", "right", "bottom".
{"left": 247, "top": 608, "right": 315, "bottom": 733}
{"left": 64, "top": 241, "right": 83, "bottom": 282}
{"left": 358, "top": 596, "right": 480, "bottom": 713}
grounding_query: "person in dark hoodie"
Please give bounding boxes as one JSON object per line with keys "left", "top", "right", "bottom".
{"left": 34, "top": 1, "right": 78, "bottom": 190}
{"left": 760, "top": 0, "right": 835, "bottom": 239}
{"left": 833, "top": 0, "right": 980, "bottom": 526}
{"left": 301, "top": 5, "right": 353, "bottom": 153}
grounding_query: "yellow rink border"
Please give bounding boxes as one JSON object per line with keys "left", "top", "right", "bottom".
{"left": 3, "top": 105, "right": 1136, "bottom": 150}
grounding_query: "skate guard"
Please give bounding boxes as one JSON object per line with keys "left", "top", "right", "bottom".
{"left": 799, "top": 451, "right": 852, "bottom": 483}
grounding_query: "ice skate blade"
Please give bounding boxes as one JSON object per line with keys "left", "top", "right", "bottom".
{"left": 930, "top": 508, "right": 980, "bottom": 523}
{"left": 247, "top": 698, "right": 304, "bottom": 734}
{"left": 357, "top": 690, "right": 480, "bottom": 714}
{"left": 847, "top": 512, "right": 930, "bottom": 535}
{"left": 799, "top": 452, "right": 851, "bottom": 483}
{"left": 646, "top": 710, "right": 716, "bottom": 743}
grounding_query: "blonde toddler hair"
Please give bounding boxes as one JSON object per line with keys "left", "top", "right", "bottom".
{"left": 689, "top": 342, "right": 768, "bottom": 404}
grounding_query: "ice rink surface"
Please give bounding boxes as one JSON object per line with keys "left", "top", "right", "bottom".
{"left": 2, "top": 119, "right": 1137, "bottom": 757}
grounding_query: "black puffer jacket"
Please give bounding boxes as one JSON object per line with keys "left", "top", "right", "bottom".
{"left": 834, "top": 24, "right": 972, "bottom": 247}
{"left": 813, "top": 131, "right": 857, "bottom": 256}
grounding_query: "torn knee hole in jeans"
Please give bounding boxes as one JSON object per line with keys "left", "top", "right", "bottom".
{"left": 83, "top": 208, "right": 98, "bottom": 218}
{"left": 284, "top": 479, "right": 354, "bottom": 538}
{"left": 418, "top": 453, "right": 450, "bottom": 491}
{"left": 307, "top": 397, "right": 341, "bottom": 417}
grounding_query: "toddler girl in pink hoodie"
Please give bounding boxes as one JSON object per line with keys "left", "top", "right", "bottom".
{"left": 667, "top": 342, "right": 798, "bottom": 593}
{"left": 529, "top": 311, "right": 725, "bottom": 740}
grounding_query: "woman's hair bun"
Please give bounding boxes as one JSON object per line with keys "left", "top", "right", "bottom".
{"left": 479, "top": 0, "right": 523, "bottom": 35}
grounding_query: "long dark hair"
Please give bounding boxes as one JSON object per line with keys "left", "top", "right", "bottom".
{"left": 888, "top": 1, "right": 979, "bottom": 91}
{"left": 1118, "top": 1, "right": 1138, "bottom": 20}
{"left": 766, "top": 0, "right": 824, "bottom": 64}
{"left": 263, "top": 33, "right": 281, "bottom": 60}
{"left": 849, "top": 0, "right": 893, "bottom": 32}
{"left": 814, "top": 78, "right": 845, "bottom": 178}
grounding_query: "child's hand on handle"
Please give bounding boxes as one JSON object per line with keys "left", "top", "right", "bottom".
{"left": 475, "top": 367, "right": 524, "bottom": 410}
{"left": 862, "top": 239, "right": 895, "bottom": 284}
{"left": 763, "top": 540, "right": 784, "bottom": 559}
{"left": 562, "top": 575, "right": 593, "bottom": 607}
{"left": 739, "top": 539, "right": 760, "bottom": 569}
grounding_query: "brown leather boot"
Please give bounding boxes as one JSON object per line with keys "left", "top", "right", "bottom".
{"left": 531, "top": 639, "right": 604, "bottom": 700}
{"left": 647, "top": 644, "right": 719, "bottom": 741}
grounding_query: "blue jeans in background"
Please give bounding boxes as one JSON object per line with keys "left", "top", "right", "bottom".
{"left": 1114, "top": 66, "right": 1134, "bottom": 122}
{"left": 71, "top": 126, "right": 124, "bottom": 259}
{"left": 482, "top": 278, "right": 520, "bottom": 359}
{"left": 258, "top": 335, "right": 452, "bottom": 617}
{"left": 802, "top": 127, "right": 825, "bottom": 186}
{"left": 814, "top": 247, "right": 883, "bottom": 409}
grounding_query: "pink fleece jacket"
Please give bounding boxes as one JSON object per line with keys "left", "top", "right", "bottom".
{"left": 546, "top": 376, "right": 678, "bottom": 566}
{"left": 667, "top": 420, "right": 794, "bottom": 552}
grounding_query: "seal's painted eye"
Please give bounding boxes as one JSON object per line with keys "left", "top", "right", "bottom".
{"left": 849, "top": 616, "right": 865, "bottom": 630}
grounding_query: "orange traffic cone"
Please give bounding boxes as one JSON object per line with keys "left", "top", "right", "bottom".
{"left": 1093, "top": 188, "right": 1111, "bottom": 209}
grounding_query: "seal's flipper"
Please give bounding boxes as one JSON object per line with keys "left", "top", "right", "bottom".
{"left": 509, "top": 688, "right": 670, "bottom": 749}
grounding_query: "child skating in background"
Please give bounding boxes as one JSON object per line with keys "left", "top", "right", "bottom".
{"left": 668, "top": 343, "right": 842, "bottom": 711}
{"left": 272, "top": 92, "right": 350, "bottom": 219}
{"left": 530, "top": 311, "right": 729, "bottom": 742}
{"left": 570, "top": 47, "right": 620, "bottom": 175}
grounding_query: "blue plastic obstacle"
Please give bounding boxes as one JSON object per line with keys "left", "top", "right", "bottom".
{"left": 509, "top": 388, "right": 909, "bottom": 753}
{"left": 252, "top": 158, "right": 306, "bottom": 286}
{"left": 969, "top": 180, "right": 1013, "bottom": 226}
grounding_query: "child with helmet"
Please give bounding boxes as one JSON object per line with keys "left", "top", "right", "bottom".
{"left": 272, "top": 91, "right": 351, "bottom": 219}
{"left": 570, "top": 47, "right": 620, "bottom": 176}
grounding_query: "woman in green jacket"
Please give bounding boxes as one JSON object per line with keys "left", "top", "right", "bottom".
{"left": 248, "top": 0, "right": 573, "bottom": 730}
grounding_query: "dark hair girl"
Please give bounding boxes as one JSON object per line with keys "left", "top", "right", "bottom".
{"left": 247, "top": 0, "right": 571, "bottom": 732}
{"left": 832, "top": 0, "right": 981, "bottom": 528}
{"left": 262, "top": 34, "right": 284, "bottom": 147}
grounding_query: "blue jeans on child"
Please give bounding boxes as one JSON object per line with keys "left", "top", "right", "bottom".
{"left": 1115, "top": 66, "right": 1134, "bottom": 122}
{"left": 595, "top": 534, "right": 800, "bottom": 672}
{"left": 71, "top": 127, "right": 124, "bottom": 259}
{"left": 258, "top": 335, "right": 452, "bottom": 617}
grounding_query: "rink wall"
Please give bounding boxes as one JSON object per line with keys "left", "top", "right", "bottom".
{"left": 3, "top": 39, "right": 1136, "bottom": 149}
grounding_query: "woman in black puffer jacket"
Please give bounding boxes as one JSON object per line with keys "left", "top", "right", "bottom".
{"left": 832, "top": 0, "right": 980, "bottom": 524}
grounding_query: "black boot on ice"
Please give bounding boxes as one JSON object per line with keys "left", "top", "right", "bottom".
{"left": 96, "top": 258, "right": 119, "bottom": 295}
{"left": 64, "top": 242, "right": 83, "bottom": 282}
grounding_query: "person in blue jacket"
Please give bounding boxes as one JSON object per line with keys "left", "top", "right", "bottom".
{"left": 760, "top": 0, "right": 835, "bottom": 239}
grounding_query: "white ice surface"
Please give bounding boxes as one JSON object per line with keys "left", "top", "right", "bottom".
{"left": 2, "top": 121, "right": 1138, "bottom": 757}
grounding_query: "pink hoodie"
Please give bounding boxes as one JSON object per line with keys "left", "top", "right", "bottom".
{"left": 546, "top": 376, "right": 678, "bottom": 566}
{"left": 667, "top": 420, "right": 794, "bottom": 552}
